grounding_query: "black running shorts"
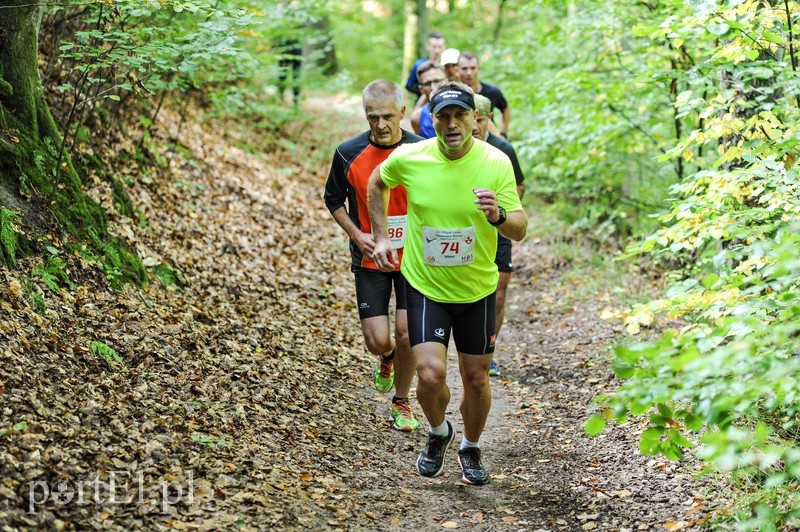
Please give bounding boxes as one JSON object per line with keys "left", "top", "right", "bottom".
{"left": 353, "top": 268, "right": 407, "bottom": 319}
{"left": 405, "top": 283, "right": 496, "bottom": 355}
{"left": 495, "top": 236, "right": 513, "bottom": 273}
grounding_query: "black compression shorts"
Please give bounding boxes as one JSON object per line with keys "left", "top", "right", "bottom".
{"left": 405, "top": 283, "right": 496, "bottom": 355}
{"left": 495, "top": 237, "right": 513, "bottom": 273}
{"left": 353, "top": 268, "right": 407, "bottom": 319}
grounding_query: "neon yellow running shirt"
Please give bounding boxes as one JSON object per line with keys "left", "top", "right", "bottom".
{"left": 380, "top": 138, "right": 523, "bottom": 303}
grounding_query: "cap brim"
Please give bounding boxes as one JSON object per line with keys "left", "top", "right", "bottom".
{"left": 431, "top": 100, "right": 474, "bottom": 115}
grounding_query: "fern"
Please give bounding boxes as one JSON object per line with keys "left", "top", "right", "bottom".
{"left": 31, "top": 266, "right": 60, "bottom": 293}
{"left": 29, "top": 290, "right": 45, "bottom": 315}
{"left": 153, "top": 263, "right": 185, "bottom": 289}
{"left": 0, "top": 208, "right": 19, "bottom": 267}
{"left": 31, "top": 256, "right": 73, "bottom": 293}
{"left": 90, "top": 340, "right": 124, "bottom": 370}
{"left": 102, "top": 243, "right": 122, "bottom": 269}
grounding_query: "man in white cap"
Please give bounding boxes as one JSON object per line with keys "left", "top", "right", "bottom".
{"left": 440, "top": 47, "right": 461, "bottom": 82}
{"left": 367, "top": 82, "right": 527, "bottom": 485}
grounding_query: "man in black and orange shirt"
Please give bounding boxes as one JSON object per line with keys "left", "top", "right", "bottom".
{"left": 324, "top": 80, "right": 423, "bottom": 432}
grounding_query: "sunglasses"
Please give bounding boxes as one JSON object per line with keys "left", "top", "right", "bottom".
{"left": 420, "top": 78, "right": 446, "bottom": 87}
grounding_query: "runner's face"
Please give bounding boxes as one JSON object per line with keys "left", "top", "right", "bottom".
{"left": 458, "top": 57, "right": 480, "bottom": 88}
{"left": 365, "top": 98, "right": 405, "bottom": 146}
{"left": 418, "top": 68, "right": 446, "bottom": 98}
{"left": 472, "top": 114, "right": 491, "bottom": 140}
{"left": 426, "top": 38, "right": 445, "bottom": 62}
{"left": 444, "top": 64, "right": 460, "bottom": 82}
{"left": 433, "top": 104, "right": 476, "bottom": 159}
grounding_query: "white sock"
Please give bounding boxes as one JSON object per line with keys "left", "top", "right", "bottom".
{"left": 429, "top": 420, "right": 449, "bottom": 437}
{"left": 460, "top": 437, "right": 479, "bottom": 451}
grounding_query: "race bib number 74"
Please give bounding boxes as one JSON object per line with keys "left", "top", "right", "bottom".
{"left": 422, "top": 226, "right": 475, "bottom": 266}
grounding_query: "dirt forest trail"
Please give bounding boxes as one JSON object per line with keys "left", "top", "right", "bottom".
{"left": 0, "top": 93, "right": 720, "bottom": 531}
{"left": 286, "top": 94, "right": 720, "bottom": 530}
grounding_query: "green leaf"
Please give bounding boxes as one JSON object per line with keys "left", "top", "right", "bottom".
{"left": 585, "top": 414, "right": 607, "bottom": 437}
{"left": 650, "top": 414, "right": 669, "bottom": 427}
{"left": 611, "top": 358, "right": 635, "bottom": 379}
{"left": 667, "top": 428, "right": 694, "bottom": 448}
{"left": 613, "top": 345, "right": 641, "bottom": 364}
{"left": 642, "top": 426, "right": 664, "bottom": 440}
{"left": 660, "top": 440, "right": 684, "bottom": 461}
{"left": 744, "top": 49, "right": 760, "bottom": 61}
{"left": 639, "top": 437, "right": 661, "bottom": 456}
{"left": 762, "top": 29, "right": 783, "bottom": 44}
{"left": 685, "top": 413, "right": 703, "bottom": 431}
{"left": 702, "top": 273, "right": 720, "bottom": 289}
{"left": 657, "top": 403, "right": 673, "bottom": 419}
{"left": 12, "top": 421, "right": 27, "bottom": 431}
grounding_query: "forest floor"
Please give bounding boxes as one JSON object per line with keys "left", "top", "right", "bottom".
{"left": 0, "top": 93, "right": 731, "bottom": 531}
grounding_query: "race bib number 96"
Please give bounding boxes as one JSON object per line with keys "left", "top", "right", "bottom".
{"left": 422, "top": 226, "right": 475, "bottom": 266}
{"left": 387, "top": 215, "right": 407, "bottom": 248}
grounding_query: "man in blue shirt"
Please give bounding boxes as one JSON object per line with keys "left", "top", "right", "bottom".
{"left": 410, "top": 61, "right": 446, "bottom": 138}
{"left": 405, "top": 31, "right": 445, "bottom": 98}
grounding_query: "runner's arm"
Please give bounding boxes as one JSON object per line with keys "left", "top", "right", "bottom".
{"left": 473, "top": 187, "right": 527, "bottom": 242}
{"left": 330, "top": 206, "right": 375, "bottom": 256}
{"left": 500, "top": 106, "right": 511, "bottom": 137}
{"left": 367, "top": 166, "right": 399, "bottom": 271}
{"left": 497, "top": 210, "right": 526, "bottom": 241}
{"left": 411, "top": 109, "right": 422, "bottom": 135}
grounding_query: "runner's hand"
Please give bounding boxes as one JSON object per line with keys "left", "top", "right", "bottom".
{"left": 354, "top": 230, "right": 375, "bottom": 256}
{"left": 473, "top": 188, "right": 501, "bottom": 223}
{"left": 372, "top": 237, "right": 399, "bottom": 272}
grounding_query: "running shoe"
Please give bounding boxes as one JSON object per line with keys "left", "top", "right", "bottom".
{"left": 416, "top": 421, "right": 455, "bottom": 477}
{"left": 373, "top": 357, "right": 394, "bottom": 392}
{"left": 390, "top": 399, "right": 420, "bottom": 432}
{"left": 457, "top": 447, "right": 490, "bottom": 485}
{"left": 488, "top": 359, "right": 501, "bottom": 377}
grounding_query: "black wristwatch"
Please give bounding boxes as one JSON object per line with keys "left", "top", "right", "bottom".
{"left": 489, "top": 206, "right": 506, "bottom": 226}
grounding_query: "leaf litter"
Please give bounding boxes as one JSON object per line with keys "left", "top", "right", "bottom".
{"left": 0, "top": 95, "right": 728, "bottom": 530}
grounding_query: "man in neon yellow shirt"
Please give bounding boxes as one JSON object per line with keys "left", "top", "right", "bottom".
{"left": 367, "top": 82, "right": 527, "bottom": 485}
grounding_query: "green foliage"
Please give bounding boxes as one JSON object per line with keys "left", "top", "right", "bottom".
{"left": 0, "top": 208, "right": 20, "bottom": 267}
{"left": 152, "top": 263, "right": 185, "bottom": 289}
{"left": 190, "top": 432, "right": 234, "bottom": 449}
{"left": 82, "top": 228, "right": 146, "bottom": 289}
{"left": 90, "top": 340, "right": 124, "bottom": 370}
{"left": 574, "top": 1, "right": 800, "bottom": 526}
{"left": 491, "top": 1, "right": 685, "bottom": 240}
{"left": 330, "top": 1, "right": 404, "bottom": 91}
{"left": 22, "top": 0, "right": 336, "bottom": 293}
{"left": 31, "top": 251, "right": 73, "bottom": 294}
{"left": 27, "top": 285, "right": 45, "bottom": 315}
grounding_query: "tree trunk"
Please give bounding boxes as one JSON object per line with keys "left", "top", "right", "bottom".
{"left": 493, "top": 0, "right": 508, "bottom": 42}
{"left": 0, "top": 2, "right": 144, "bottom": 284}
{"left": 416, "top": 0, "right": 428, "bottom": 57}
{"left": 0, "top": 2, "right": 62, "bottom": 188}
{"left": 402, "top": 0, "right": 418, "bottom": 87}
